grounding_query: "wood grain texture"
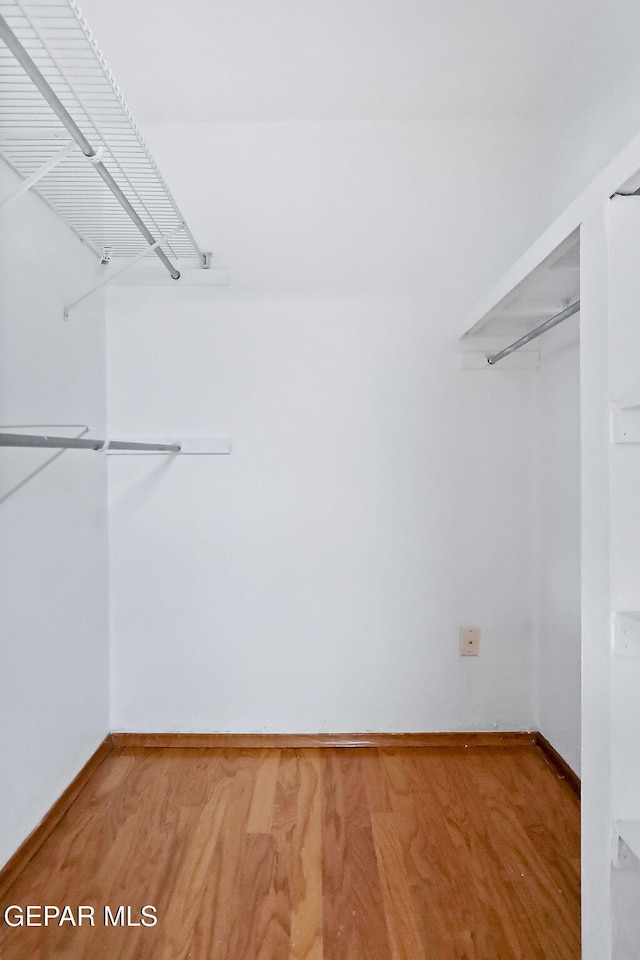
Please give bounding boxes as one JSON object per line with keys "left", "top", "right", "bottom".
{"left": 290, "top": 751, "right": 323, "bottom": 960}
{"left": 0, "top": 743, "right": 580, "bottom": 959}
{"left": 247, "top": 748, "right": 281, "bottom": 834}
{"left": 322, "top": 751, "right": 391, "bottom": 960}
{"left": 371, "top": 812, "right": 427, "bottom": 960}
{"left": 110, "top": 731, "right": 537, "bottom": 749}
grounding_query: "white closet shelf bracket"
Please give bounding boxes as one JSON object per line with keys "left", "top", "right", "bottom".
{"left": 64, "top": 224, "right": 187, "bottom": 320}
{"left": 0, "top": 140, "right": 75, "bottom": 210}
{"left": 0, "top": 2, "right": 208, "bottom": 273}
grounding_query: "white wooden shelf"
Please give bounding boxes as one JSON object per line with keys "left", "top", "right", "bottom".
{"left": 614, "top": 612, "right": 640, "bottom": 656}
{"left": 460, "top": 229, "right": 580, "bottom": 349}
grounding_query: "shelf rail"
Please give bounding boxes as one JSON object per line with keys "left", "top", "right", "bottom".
{"left": 0, "top": 432, "right": 180, "bottom": 454}
{"left": 486, "top": 300, "right": 581, "bottom": 366}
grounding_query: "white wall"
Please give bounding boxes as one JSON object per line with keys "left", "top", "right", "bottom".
{"left": 533, "top": 320, "right": 581, "bottom": 775}
{"left": 0, "top": 163, "right": 109, "bottom": 868}
{"left": 108, "top": 119, "right": 540, "bottom": 733}
{"left": 537, "top": 18, "right": 640, "bottom": 230}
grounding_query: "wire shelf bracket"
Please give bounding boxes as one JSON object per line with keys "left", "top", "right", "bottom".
{"left": 0, "top": 1, "right": 209, "bottom": 280}
{"left": 0, "top": 139, "right": 75, "bottom": 209}
{"left": 64, "top": 224, "right": 186, "bottom": 319}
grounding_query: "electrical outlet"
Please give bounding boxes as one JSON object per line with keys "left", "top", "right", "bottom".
{"left": 460, "top": 626, "right": 480, "bottom": 656}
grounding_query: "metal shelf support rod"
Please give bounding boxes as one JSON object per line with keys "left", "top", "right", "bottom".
{"left": 0, "top": 432, "right": 180, "bottom": 453}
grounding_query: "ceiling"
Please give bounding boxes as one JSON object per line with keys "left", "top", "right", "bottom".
{"left": 76, "top": 0, "right": 640, "bottom": 123}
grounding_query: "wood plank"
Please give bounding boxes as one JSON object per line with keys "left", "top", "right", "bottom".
{"left": 290, "top": 750, "right": 323, "bottom": 960}
{"left": 359, "top": 748, "right": 391, "bottom": 814}
{"left": 157, "top": 774, "right": 232, "bottom": 960}
{"left": 225, "top": 833, "right": 290, "bottom": 960}
{"left": 191, "top": 749, "right": 259, "bottom": 960}
{"left": 322, "top": 750, "right": 391, "bottom": 960}
{"left": 247, "top": 749, "right": 281, "bottom": 834}
{"left": 271, "top": 750, "right": 300, "bottom": 834}
{"left": 370, "top": 812, "right": 427, "bottom": 960}
{"left": 382, "top": 749, "right": 463, "bottom": 888}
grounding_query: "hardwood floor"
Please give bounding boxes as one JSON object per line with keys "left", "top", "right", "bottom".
{"left": 0, "top": 744, "right": 580, "bottom": 959}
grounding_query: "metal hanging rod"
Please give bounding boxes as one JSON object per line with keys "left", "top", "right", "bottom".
{"left": 0, "top": 12, "right": 181, "bottom": 280}
{"left": 486, "top": 300, "right": 581, "bottom": 366}
{"left": 0, "top": 432, "right": 180, "bottom": 454}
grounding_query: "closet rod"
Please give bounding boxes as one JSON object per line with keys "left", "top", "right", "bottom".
{"left": 0, "top": 433, "right": 180, "bottom": 453}
{"left": 487, "top": 300, "right": 580, "bottom": 365}
{"left": 0, "top": 13, "right": 181, "bottom": 281}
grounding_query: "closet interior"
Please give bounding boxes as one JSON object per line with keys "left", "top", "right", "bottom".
{"left": 2, "top": 1, "right": 640, "bottom": 957}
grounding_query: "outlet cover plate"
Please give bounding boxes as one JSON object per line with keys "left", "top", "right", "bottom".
{"left": 460, "top": 626, "right": 480, "bottom": 656}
